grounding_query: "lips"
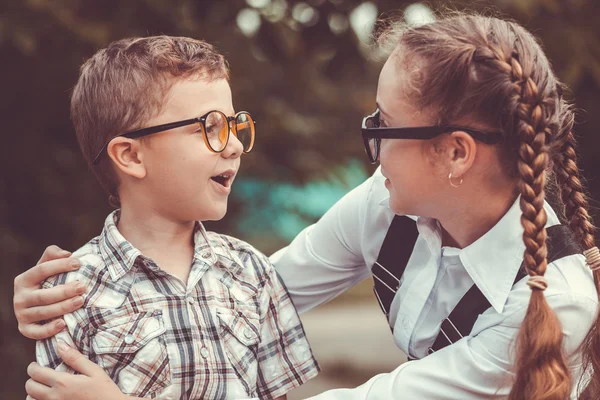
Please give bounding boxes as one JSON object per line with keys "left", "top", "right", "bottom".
{"left": 210, "top": 169, "right": 236, "bottom": 189}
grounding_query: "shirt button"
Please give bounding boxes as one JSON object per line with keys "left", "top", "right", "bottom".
{"left": 244, "top": 329, "right": 253, "bottom": 339}
{"left": 201, "top": 252, "right": 211, "bottom": 259}
{"left": 200, "top": 347, "right": 209, "bottom": 358}
{"left": 187, "top": 296, "right": 195, "bottom": 305}
{"left": 124, "top": 334, "right": 135, "bottom": 345}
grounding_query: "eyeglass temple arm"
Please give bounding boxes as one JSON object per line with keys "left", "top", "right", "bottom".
{"left": 91, "top": 118, "right": 199, "bottom": 164}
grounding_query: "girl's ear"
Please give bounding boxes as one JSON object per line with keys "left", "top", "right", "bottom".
{"left": 445, "top": 131, "right": 477, "bottom": 180}
{"left": 106, "top": 137, "right": 147, "bottom": 179}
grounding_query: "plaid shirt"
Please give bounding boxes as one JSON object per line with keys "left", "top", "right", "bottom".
{"left": 36, "top": 211, "right": 319, "bottom": 399}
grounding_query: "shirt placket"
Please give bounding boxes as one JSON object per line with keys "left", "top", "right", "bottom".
{"left": 185, "top": 250, "right": 217, "bottom": 399}
{"left": 394, "top": 220, "right": 442, "bottom": 352}
{"left": 408, "top": 253, "right": 465, "bottom": 358}
{"left": 132, "top": 261, "right": 184, "bottom": 398}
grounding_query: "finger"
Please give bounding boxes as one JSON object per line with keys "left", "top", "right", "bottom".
{"left": 15, "top": 257, "right": 80, "bottom": 289}
{"left": 18, "top": 319, "right": 67, "bottom": 340}
{"left": 57, "top": 341, "right": 104, "bottom": 377}
{"left": 23, "top": 281, "right": 86, "bottom": 308}
{"left": 25, "top": 378, "right": 51, "bottom": 400}
{"left": 27, "top": 362, "right": 56, "bottom": 387}
{"left": 37, "top": 245, "right": 71, "bottom": 265}
{"left": 26, "top": 395, "right": 39, "bottom": 400}
{"left": 19, "top": 296, "right": 84, "bottom": 324}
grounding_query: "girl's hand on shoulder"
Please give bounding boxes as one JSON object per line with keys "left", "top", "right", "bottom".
{"left": 14, "top": 245, "right": 85, "bottom": 340}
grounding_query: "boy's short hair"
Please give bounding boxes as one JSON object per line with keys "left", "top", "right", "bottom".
{"left": 70, "top": 36, "right": 229, "bottom": 204}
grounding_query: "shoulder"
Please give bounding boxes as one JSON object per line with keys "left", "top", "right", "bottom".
{"left": 41, "top": 236, "right": 107, "bottom": 292}
{"left": 508, "top": 254, "right": 597, "bottom": 309}
{"left": 500, "top": 254, "right": 597, "bottom": 351}
{"left": 505, "top": 254, "right": 597, "bottom": 311}
{"left": 545, "top": 254, "right": 598, "bottom": 329}
{"left": 548, "top": 254, "right": 597, "bottom": 301}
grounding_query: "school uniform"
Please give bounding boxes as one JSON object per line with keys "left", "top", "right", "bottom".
{"left": 271, "top": 167, "right": 597, "bottom": 399}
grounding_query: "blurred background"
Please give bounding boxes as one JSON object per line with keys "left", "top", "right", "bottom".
{"left": 1, "top": 0, "right": 599, "bottom": 398}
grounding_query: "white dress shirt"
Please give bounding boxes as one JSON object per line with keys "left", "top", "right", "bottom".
{"left": 270, "top": 167, "right": 598, "bottom": 399}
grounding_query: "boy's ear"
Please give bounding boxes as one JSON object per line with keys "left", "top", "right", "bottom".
{"left": 106, "top": 137, "right": 147, "bottom": 179}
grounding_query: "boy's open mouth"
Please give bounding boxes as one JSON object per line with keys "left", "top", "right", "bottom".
{"left": 210, "top": 171, "right": 234, "bottom": 188}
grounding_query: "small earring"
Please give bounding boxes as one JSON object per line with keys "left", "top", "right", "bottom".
{"left": 449, "top": 172, "right": 463, "bottom": 188}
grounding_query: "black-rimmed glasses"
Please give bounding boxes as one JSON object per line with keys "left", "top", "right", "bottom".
{"left": 92, "top": 110, "right": 256, "bottom": 164}
{"left": 361, "top": 109, "right": 502, "bottom": 164}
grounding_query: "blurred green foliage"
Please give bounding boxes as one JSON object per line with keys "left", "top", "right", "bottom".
{"left": 1, "top": 0, "right": 599, "bottom": 397}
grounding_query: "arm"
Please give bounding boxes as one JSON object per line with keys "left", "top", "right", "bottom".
{"left": 270, "top": 168, "right": 391, "bottom": 313}
{"left": 26, "top": 343, "right": 146, "bottom": 400}
{"left": 35, "top": 256, "right": 94, "bottom": 371}
{"left": 304, "top": 293, "right": 596, "bottom": 399}
{"left": 255, "top": 256, "right": 320, "bottom": 399}
{"left": 14, "top": 245, "right": 85, "bottom": 339}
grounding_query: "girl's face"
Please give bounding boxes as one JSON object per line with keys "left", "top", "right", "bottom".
{"left": 375, "top": 53, "right": 448, "bottom": 217}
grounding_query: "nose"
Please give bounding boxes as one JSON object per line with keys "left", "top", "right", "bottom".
{"left": 221, "top": 128, "right": 243, "bottom": 159}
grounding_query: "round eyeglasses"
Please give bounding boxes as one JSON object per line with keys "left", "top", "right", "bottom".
{"left": 92, "top": 110, "right": 256, "bottom": 164}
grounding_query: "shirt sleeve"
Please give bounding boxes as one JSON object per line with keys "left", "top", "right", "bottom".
{"left": 254, "top": 254, "right": 321, "bottom": 399}
{"left": 270, "top": 168, "right": 389, "bottom": 314}
{"left": 304, "top": 292, "right": 597, "bottom": 399}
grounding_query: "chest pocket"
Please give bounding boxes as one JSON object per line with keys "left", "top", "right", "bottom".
{"left": 216, "top": 307, "right": 261, "bottom": 396}
{"left": 91, "top": 309, "right": 171, "bottom": 398}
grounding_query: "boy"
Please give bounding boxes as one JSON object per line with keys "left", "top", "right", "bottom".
{"left": 36, "top": 36, "right": 319, "bottom": 400}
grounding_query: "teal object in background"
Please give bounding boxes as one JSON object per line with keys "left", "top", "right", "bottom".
{"left": 233, "top": 160, "right": 370, "bottom": 243}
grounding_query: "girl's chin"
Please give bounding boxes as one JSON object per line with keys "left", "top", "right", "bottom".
{"left": 388, "top": 198, "right": 409, "bottom": 216}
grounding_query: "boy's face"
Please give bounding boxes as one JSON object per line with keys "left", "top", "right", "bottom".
{"left": 136, "top": 77, "right": 243, "bottom": 222}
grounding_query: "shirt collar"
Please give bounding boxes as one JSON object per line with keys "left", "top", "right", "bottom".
{"left": 190, "top": 222, "right": 246, "bottom": 276}
{"left": 378, "top": 195, "right": 560, "bottom": 313}
{"left": 98, "top": 210, "right": 143, "bottom": 282}
{"left": 459, "top": 197, "right": 560, "bottom": 313}
{"left": 201, "top": 228, "right": 246, "bottom": 276}
{"left": 98, "top": 212, "right": 245, "bottom": 281}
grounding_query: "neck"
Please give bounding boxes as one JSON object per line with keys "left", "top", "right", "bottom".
{"left": 437, "top": 186, "right": 518, "bottom": 249}
{"left": 117, "top": 201, "right": 196, "bottom": 283}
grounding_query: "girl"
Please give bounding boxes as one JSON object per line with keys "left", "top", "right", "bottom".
{"left": 15, "top": 13, "right": 600, "bottom": 400}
